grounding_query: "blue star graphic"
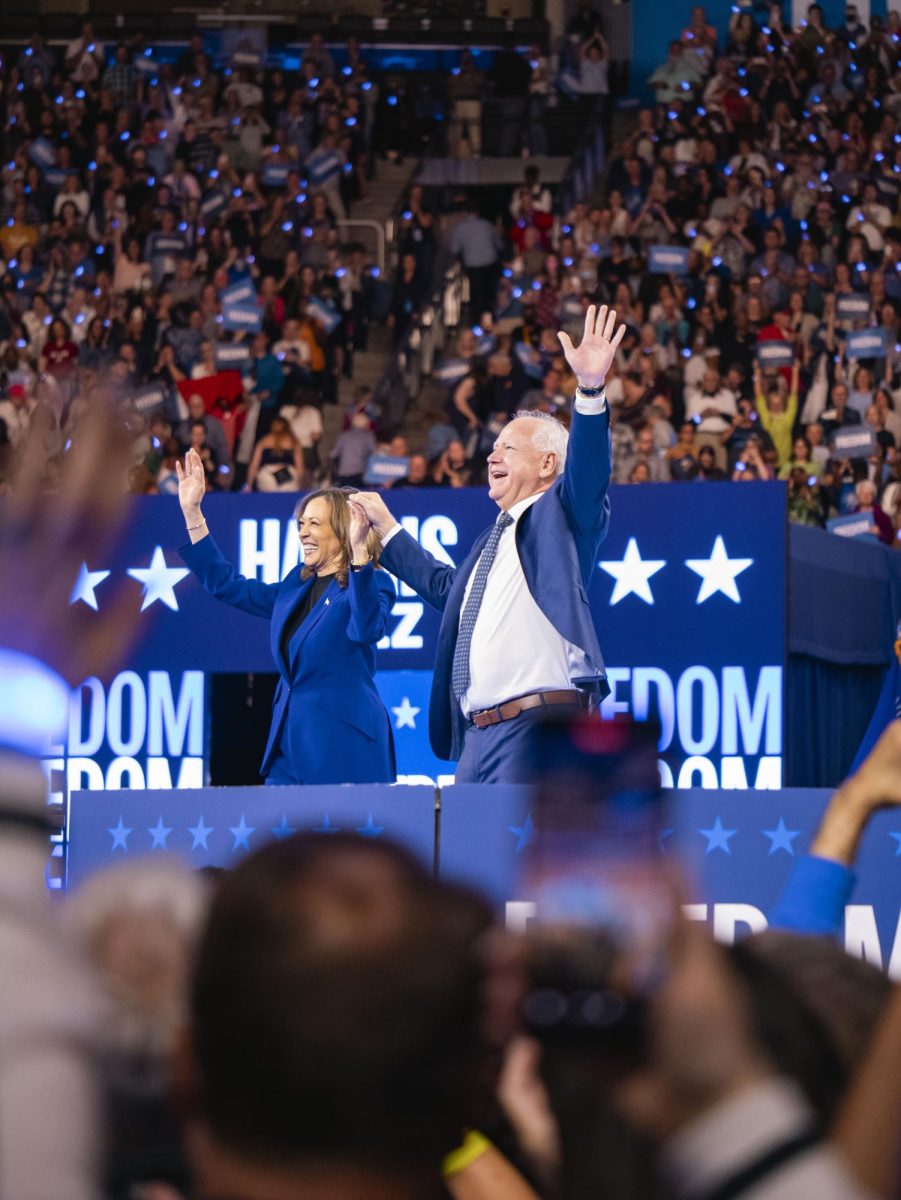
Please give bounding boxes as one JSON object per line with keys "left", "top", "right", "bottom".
{"left": 148, "top": 816, "right": 173, "bottom": 850}
{"left": 69, "top": 562, "right": 110, "bottom": 610}
{"left": 357, "top": 813, "right": 384, "bottom": 838}
{"left": 188, "top": 816, "right": 214, "bottom": 851}
{"left": 313, "top": 814, "right": 341, "bottom": 834}
{"left": 659, "top": 827, "right": 675, "bottom": 855}
{"left": 109, "top": 816, "right": 132, "bottom": 852}
{"left": 508, "top": 813, "right": 535, "bottom": 853}
{"left": 700, "top": 816, "right": 737, "bottom": 855}
{"left": 391, "top": 697, "right": 420, "bottom": 729}
{"left": 271, "top": 814, "right": 297, "bottom": 840}
{"left": 891, "top": 833, "right": 901, "bottom": 857}
{"left": 763, "top": 818, "right": 800, "bottom": 855}
{"left": 229, "top": 814, "right": 256, "bottom": 852}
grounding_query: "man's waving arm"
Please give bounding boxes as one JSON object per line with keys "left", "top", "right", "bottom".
{"left": 557, "top": 305, "right": 625, "bottom": 535}
{"left": 351, "top": 493, "right": 459, "bottom": 612}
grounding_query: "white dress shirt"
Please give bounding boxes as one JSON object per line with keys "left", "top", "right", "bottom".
{"left": 382, "top": 393, "right": 605, "bottom": 716}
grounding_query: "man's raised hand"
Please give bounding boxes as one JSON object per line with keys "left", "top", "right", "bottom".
{"left": 352, "top": 492, "right": 397, "bottom": 539}
{"left": 558, "top": 305, "right": 627, "bottom": 391}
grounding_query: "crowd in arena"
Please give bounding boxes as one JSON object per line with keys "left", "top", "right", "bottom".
{"left": 3, "top": 4, "right": 901, "bottom": 546}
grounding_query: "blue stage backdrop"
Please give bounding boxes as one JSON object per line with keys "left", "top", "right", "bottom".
{"left": 68, "top": 784, "right": 901, "bottom": 977}
{"left": 47, "top": 482, "right": 786, "bottom": 808}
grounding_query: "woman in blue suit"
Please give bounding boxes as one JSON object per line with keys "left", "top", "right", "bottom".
{"left": 176, "top": 448, "right": 396, "bottom": 785}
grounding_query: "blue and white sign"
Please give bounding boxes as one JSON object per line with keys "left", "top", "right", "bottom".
{"left": 756, "top": 340, "right": 795, "bottom": 367}
{"left": 827, "top": 513, "right": 879, "bottom": 542}
{"left": 29, "top": 138, "right": 57, "bottom": 168}
{"left": 832, "top": 426, "right": 878, "bottom": 458}
{"left": 364, "top": 454, "right": 410, "bottom": 485}
{"left": 837, "top": 294, "right": 871, "bottom": 320}
{"left": 215, "top": 343, "right": 252, "bottom": 369}
{"left": 261, "top": 164, "right": 290, "bottom": 188}
{"left": 306, "top": 296, "right": 341, "bottom": 334}
{"left": 648, "top": 245, "right": 690, "bottom": 275}
{"left": 220, "top": 277, "right": 257, "bottom": 308}
{"left": 846, "top": 328, "right": 887, "bottom": 359}
{"left": 201, "top": 191, "right": 228, "bottom": 218}
{"left": 150, "top": 234, "right": 188, "bottom": 257}
{"left": 222, "top": 304, "right": 263, "bottom": 333}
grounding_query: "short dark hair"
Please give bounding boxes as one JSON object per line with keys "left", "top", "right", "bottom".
{"left": 190, "top": 834, "right": 493, "bottom": 1174}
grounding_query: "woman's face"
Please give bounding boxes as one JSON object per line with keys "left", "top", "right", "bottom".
{"left": 298, "top": 496, "right": 343, "bottom": 575}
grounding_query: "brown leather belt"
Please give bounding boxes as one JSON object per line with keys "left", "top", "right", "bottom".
{"left": 469, "top": 689, "right": 586, "bottom": 728}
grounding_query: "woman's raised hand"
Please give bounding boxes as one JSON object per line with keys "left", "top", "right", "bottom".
{"left": 176, "top": 448, "right": 207, "bottom": 514}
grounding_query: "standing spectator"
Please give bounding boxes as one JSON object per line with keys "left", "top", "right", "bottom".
{"left": 450, "top": 206, "right": 501, "bottom": 322}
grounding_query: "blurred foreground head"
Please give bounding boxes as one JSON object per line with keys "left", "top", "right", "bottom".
{"left": 184, "top": 833, "right": 496, "bottom": 1197}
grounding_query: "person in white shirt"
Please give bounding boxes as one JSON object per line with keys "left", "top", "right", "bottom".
{"left": 352, "top": 306, "right": 624, "bottom": 783}
{"left": 273, "top": 319, "right": 313, "bottom": 370}
{"left": 685, "top": 366, "right": 737, "bottom": 468}
{"left": 846, "top": 183, "right": 893, "bottom": 254}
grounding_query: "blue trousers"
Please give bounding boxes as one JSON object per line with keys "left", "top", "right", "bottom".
{"left": 454, "top": 705, "right": 576, "bottom": 784}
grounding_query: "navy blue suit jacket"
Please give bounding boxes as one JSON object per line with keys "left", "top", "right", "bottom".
{"left": 179, "top": 535, "right": 396, "bottom": 783}
{"left": 380, "top": 405, "right": 613, "bottom": 761}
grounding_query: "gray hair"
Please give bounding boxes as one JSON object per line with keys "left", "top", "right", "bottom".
{"left": 513, "top": 410, "right": 569, "bottom": 476}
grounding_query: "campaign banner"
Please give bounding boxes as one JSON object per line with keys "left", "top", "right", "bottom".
{"left": 648, "top": 244, "right": 690, "bottom": 275}
{"left": 134, "top": 55, "right": 157, "bottom": 74}
{"left": 756, "top": 340, "right": 794, "bottom": 367}
{"left": 837, "top": 293, "right": 871, "bottom": 320}
{"left": 831, "top": 426, "right": 878, "bottom": 458}
{"left": 827, "top": 512, "right": 879, "bottom": 542}
{"left": 220, "top": 277, "right": 257, "bottom": 308}
{"left": 364, "top": 454, "right": 410, "bottom": 485}
{"left": 306, "top": 295, "right": 341, "bottom": 334}
{"left": 150, "top": 235, "right": 188, "bottom": 257}
{"left": 261, "top": 164, "right": 290, "bottom": 188}
{"left": 215, "top": 343, "right": 252, "bottom": 369}
{"left": 221, "top": 303, "right": 263, "bottom": 333}
{"left": 513, "top": 341, "right": 545, "bottom": 379}
{"left": 433, "top": 358, "right": 471, "bottom": 384}
{"left": 29, "top": 138, "right": 57, "bottom": 168}
{"left": 201, "top": 191, "right": 228, "bottom": 218}
{"left": 232, "top": 49, "right": 264, "bottom": 67}
{"left": 131, "top": 384, "right": 167, "bottom": 415}
{"left": 846, "top": 328, "right": 887, "bottom": 359}
{"left": 876, "top": 175, "right": 901, "bottom": 200}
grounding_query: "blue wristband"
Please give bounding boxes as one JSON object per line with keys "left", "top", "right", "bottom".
{"left": 0, "top": 648, "right": 69, "bottom": 758}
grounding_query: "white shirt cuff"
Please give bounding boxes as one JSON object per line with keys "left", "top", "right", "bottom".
{"left": 574, "top": 388, "right": 608, "bottom": 415}
{"left": 381, "top": 523, "right": 403, "bottom": 546}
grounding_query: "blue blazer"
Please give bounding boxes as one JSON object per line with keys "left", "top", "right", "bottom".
{"left": 179, "top": 535, "right": 396, "bottom": 784}
{"left": 380, "top": 405, "right": 613, "bottom": 761}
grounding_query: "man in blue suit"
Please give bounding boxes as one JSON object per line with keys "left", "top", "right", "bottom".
{"left": 354, "top": 306, "right": 624, "bottom": 783}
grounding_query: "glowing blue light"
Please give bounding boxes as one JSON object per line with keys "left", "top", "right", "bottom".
{"left": 563, "top": 256, "right": 573, "bottom": 266}
{"left": 686, "top": 297, "right": 697, "bottom": 309}
{"left": 800, "top": 220, "right": 808, "bottom": 231}
{"left": 370, "top": 267, "right": 380, "bottom": 278}
{"left": 178, "top": 222, "right": 187, "bottom": 232}
{"left": 209, "top": 169, "right": 219, "bottom": 180}
{"left": 335, "top": 267, "right": 346, "bottom": 278}
{"left": 361, "top": 81, "right": 372, "bottom": 91}
{"left": 119, "top": 131, "right": 129, "bottom": 142}
{"left": 387, "top": 95, "right": 398, "bottom": 107}
{"left": 282, "top": 221, "right": 293, "bottom": 232}
{"left": 7, "top": 259, "right": 16, "bottom": 269}
{"left": 712, "top": 256, "right": 722, "bottom": 267}
{"left": 697, "top": 106, "right": 706, "bottom": 116}
{"left": 342, "top": 65, "right": 353, "bottom": 76}
{"left": 512, "top": 286, "right": 522, "bottom": 298}
{"left": 303, "top": 226, "right": 313, "bottom": 238}
{"left": 345, "top": 116, "right": 357, "bottom": 127}
{"left": 820, "top": 170, "right": 829, "bottom": 182}
{"left": 402, "top": 210, "right": 413, "bottom": 220}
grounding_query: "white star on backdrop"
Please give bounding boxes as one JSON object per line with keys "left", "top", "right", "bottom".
{"left": 685, "top": 536, "right": 753, "bottom": 604}
{"left": 599, "top": 538, "right": 666, "bottom": 605}
{"left": 70, "top": 562, "right": 111, "bottom": 610}
{"left": 392, "top": 696, "right": 421, "bottom": 729}
{"left": 127, "top": 545, "right": 191, "bottom": 612}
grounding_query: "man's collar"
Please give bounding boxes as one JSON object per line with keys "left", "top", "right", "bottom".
{"left": 503, "top": 490, "right": 548, "bottom": 523}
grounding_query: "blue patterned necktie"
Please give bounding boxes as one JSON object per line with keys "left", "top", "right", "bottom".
{"left": 452, "top": 512, "right": 514, "bottom": 701}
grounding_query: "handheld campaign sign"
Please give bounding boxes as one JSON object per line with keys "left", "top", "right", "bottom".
{"left": 648, "top": 245, "right": 690, "bottom": 275}
{"left": 222, "top": 304, "right": 263, "bottom": 333}
{"left": 364, "top": 454, "right": 410, "bottom": 486}
{"left": 513, "top": 341, "right": 545, "bottom": 379}
{"left": 131, "top": 384, "right": 167, "bottom": 415}
{"left": 756, "top": 340, "right": 794, "bottom": 368}
{"left": 831, "top": 426, "right": 878, "bottom": 459}
{"left": 201, "top": 191, "right": 228, "bottom": 218}
{"left": 837, "top": 293, "right": 871, "bottom": 320}
{"left": 433, "top": 358, "right": 471, "bottom": 384}
{"left": 827, "top": 513, "right": 879, "bottom": 542}
{"left": 150, "top": 235, "right": 188, "bottom": 257}
{"left": 28, "top": 138, "right": 57, "bottom": 168}
{"left": 215, "top": 343, "right": 252, "bottom": 369}
{"left": 134, "top": 56, "right": 157, "bottom": 74}
{"left": 220, "top": 277, "right": 257, "bottom": 308}
{"left": 846, "top": 328, "right": 887, "bottom": 359}
{"left": 43, "top": 168, "right": 69, "bottom": 190}
{"left": 262, "top": 164, "right": 290, "bottom": 187}
{"left": 306, "top": 296, "right": 341, "bottom": 334}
